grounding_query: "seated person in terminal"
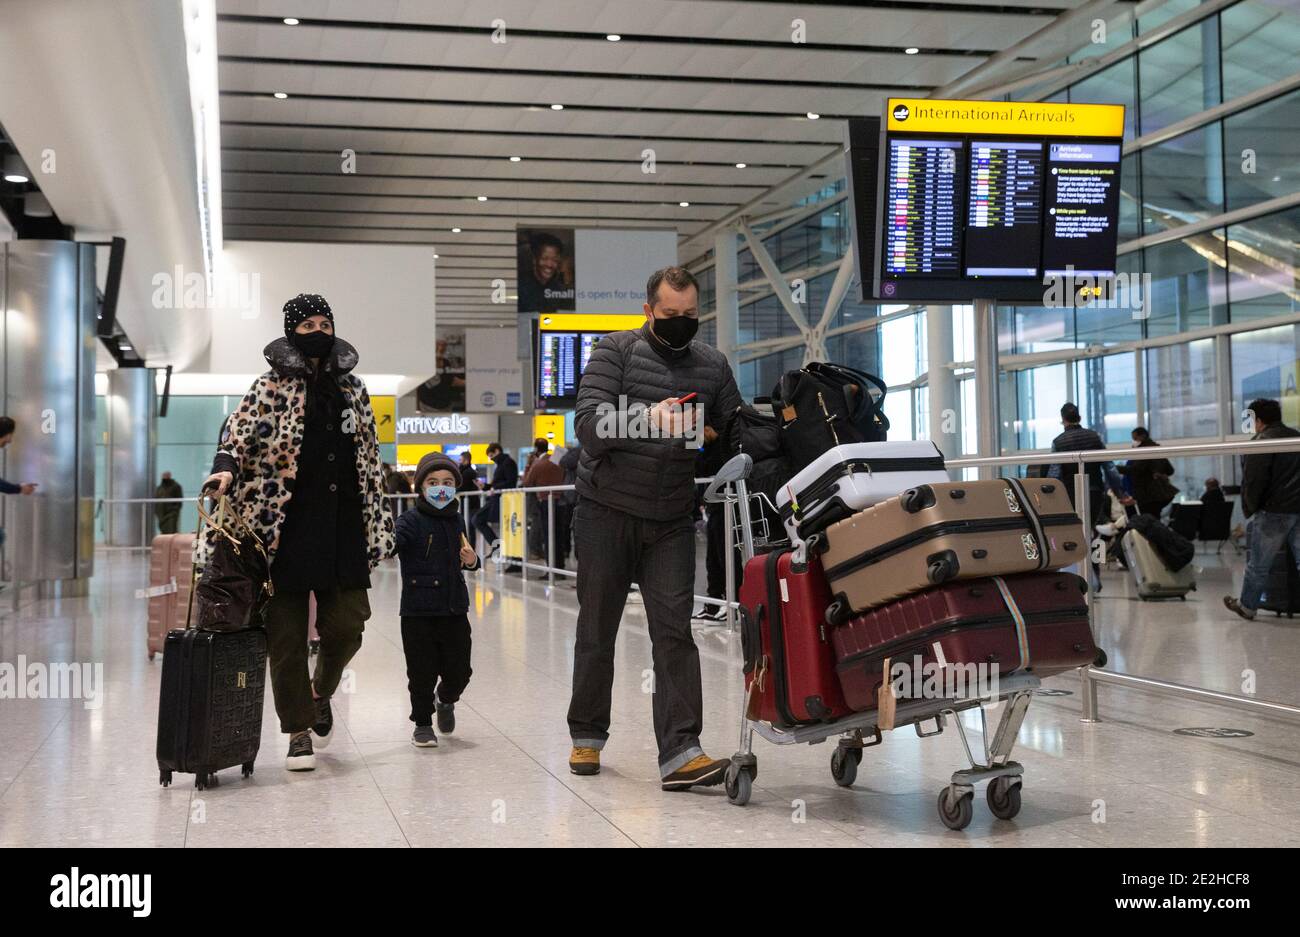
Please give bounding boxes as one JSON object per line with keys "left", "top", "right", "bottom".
{"left": 566, "top": 265, "right": 742, "bottom": 792}
{"left": 1202, "top": 477, "right": 1226, "bottom": 507}
{"left": 203, "top": 294, "right": 394, "bottom": 772}
{"left": 393, "top": 453, "right": 479, "bottom": 748}
{"left": 1226, "top": 398, "right": 1300, "bottom": 621}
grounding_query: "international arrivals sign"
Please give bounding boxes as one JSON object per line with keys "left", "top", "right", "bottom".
{"left": 886, "top": 98, "right": 1126, "bottom": 138}
{"left": 397, "top": 414, "right": 471, "bottom": 435}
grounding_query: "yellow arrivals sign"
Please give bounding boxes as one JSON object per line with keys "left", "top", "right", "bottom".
{"left": 886, "top": 98, "right": 1125, "bottom": 139}
{"left": 372, "top": 395, "right": 396, "bottom": 444}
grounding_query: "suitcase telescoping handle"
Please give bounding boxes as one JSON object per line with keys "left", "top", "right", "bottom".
{"left": 703, "top": 453, "right": 757, "bottom": 561}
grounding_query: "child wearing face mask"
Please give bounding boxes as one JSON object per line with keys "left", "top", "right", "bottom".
{"left": 392, "top": 452, "right": 480, "bottom": 747}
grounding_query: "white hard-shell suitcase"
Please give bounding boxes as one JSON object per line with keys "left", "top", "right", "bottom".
{"left": 774, "top": 441, "right": 948, "bottom": 544}
{"left": 1122, "top": 527, "right": 1196, "bottom": 600}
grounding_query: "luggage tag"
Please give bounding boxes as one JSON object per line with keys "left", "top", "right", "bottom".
{"left": 745, "top": 656, "right": 769, "bottom": 720}
{"left": 877, "top": 655, "right": 897, "bottom": 731}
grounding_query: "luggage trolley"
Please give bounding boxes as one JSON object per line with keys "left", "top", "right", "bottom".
{"left": 706, "top": 454, "right": 1039, "bottom": 831}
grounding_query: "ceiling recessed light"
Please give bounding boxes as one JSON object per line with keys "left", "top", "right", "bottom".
{"left": 451, "top": 227, "right": 461, "bottom": 233}
{"left": 735, "top": 162, "right": 747, "bottom": 169}
{"left": 904, "top": 47, "right": 919, "bottom": 55}
{"left": 273, "top": 91, "right": 289, "bottom": 99}
{"left": 433, "top": 253, "right": 439, "bottom": 259}
{"left": 550, "top": 103, "right": 564, "bottom": 110}
{"left": 679, "top": 201, "right": 690, "bottom": 207}
{"left": 806, "top": 112, "right": 820, "bottom": 120}
{"left": 477, "top": 195, "right": 488, "bottom": 201}
{"left": 3, "top": 173, "right": 29, "bottom": 183}
{"left": 606, "top": 34, "right": 621, "bottom": 41}
{"left": 283, "top": 17, "right": 300, "bottom": 26}
{"left": 509, "top": 156, "right": 522, "bottom": 162}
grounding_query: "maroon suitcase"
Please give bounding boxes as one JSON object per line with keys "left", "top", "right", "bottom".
{"left": 738, "top": 548, "right": 851, "bottom": 727}
{"left": 831, "top": 571, "right": 1098, "bottom": 712}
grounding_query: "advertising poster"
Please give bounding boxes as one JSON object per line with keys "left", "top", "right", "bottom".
{"left": 517, "top": 227, "right": 677, "bottom": 313}
{"left": 465, "top": 328, "right": 523, "bottom": 411}
{"left": 418, "top": 327, "right": 466, "bottom": 411}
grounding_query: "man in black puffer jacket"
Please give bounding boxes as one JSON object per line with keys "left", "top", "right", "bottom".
{"left": 566, "top": 266, "right": 742, "bottom": 792}
{"left": 393, "top": 452, "right": 480, "bottom": 747}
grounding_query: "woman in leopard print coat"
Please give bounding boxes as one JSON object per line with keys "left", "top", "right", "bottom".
{"left": 203, "top": 294, "right": 395, "bottom": 772}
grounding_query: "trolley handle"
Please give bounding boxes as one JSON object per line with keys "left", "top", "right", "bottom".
{"left": 703, "top": 453, "right": 754, "bottom": 504}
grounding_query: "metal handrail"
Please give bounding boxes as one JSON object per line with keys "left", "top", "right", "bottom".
{"left": 939, "top": 436, "right": 1300, "bottom": 727}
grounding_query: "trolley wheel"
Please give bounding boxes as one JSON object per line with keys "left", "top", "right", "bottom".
{"left": 830, "top": 747, "right": 860, "bottom": 788}
{"left": 986, "top": 777, "right": 1022, "bottom": 820}
{"left": 1093, "top": 647, "right": 1108, "bottom": 668}
{"left": 937, "top": 787, "right": 973, "bottom": 831}
{"left": 194, "top": 773, "right": 207, "bottom": 792}
{"left": 308, "top": 639, "right": 320, "bottom": 656}
{"left": 159, "top": 770, "right": 172, "bottom": 788}
{"left": 725, "top": 763, "right": 753, "bottom": 806}
{"left": 241, "top": 762, "right": 254, "bottom": 778}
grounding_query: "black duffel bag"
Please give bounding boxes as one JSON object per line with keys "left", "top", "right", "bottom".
{"left": 727, "top": 397, "right": 784, "bottom": 463}
{"left": 193, "top": 494, "right": 273, "bottom": 633}
{"left": 770, "top": 362, "right": 889, "bottom": 471}
{"left": 1127, "top": 513, "right": 1195, "bottom": 572}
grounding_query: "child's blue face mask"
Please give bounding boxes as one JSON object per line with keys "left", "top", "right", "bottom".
{"left": 424, "top": 485, "right": 457, "bottom": 508}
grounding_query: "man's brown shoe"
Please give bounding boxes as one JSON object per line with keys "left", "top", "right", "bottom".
{"left": 569, "top": 746, "right": 601, "bottom": 776}
{"left": 661, "top": 754, "right": 728, "bottom": 791}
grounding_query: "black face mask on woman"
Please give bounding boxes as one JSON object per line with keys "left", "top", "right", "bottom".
{"left": 651, "top": 314, "right": 698, "bottom": 349}
{"left": 290, "top": 330, "right": 336, "bottom": 360}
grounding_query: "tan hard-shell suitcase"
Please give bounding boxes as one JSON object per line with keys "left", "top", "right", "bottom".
{"left": 170, "top": 533, "right": 197, "bottom": 631}
{"left": 146, "top": 534, "right": 177, "bottom": 660}
{"left": 819, "top": 477, "right": 1085, "bottom": 618}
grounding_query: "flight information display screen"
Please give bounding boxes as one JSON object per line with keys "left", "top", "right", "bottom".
{"left": 885, "top": 139, "right": 964, "bottom": 277}
{"left": 538, "top": 331, "right": 580, "bottom": 399}
{"left": 537, "top": 330, "right": 611, "bottom": 401}
{"left": 859, "top": 98, "right": 1126, "bottom": 303}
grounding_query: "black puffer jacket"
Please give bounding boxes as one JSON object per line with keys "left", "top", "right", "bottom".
{"left": 1243, "top": 423, "right": 1300, "bottom": 517}
{"left": 575, "top": 324, "right": 742, "bottom": 521}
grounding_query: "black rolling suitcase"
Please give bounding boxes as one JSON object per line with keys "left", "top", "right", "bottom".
{"left": 157, "top": 628, "right": 267, "bottom": 789}
{"left": 156, "top": 492, "right": 270, "bottom": 790}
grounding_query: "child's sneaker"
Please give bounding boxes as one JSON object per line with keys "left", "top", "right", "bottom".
{"left": 436, "top": 700, "right": 456, "bottom": 735}
{"left": 411, "top": 725, "right": 438, "bottom": 748}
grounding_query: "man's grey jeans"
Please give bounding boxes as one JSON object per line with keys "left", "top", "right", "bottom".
{"left": 567, "top": 497, "right": 706, "bottom": 777}
{"left": 1239, "top": 510, "right": 1300, "bottom": 610}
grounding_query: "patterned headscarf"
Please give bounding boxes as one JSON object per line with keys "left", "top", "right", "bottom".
{"left": 283, "top": 293, "right": 334, "bottom": 336}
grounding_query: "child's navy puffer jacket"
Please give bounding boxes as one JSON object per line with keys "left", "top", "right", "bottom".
{"left": 393, "top": 499, "right": 480, "bottom": 617}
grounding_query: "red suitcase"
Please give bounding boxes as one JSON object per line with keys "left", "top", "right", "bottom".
{"left": 831, "top": 571, "right": 1099, "bottom": 712}
{"left": 738, "top": 548, "right": 850, "bottom": 727}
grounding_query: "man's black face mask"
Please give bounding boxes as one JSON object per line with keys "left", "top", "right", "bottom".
{"left": 651, "top": 314, "right": 698, "bottom": 349}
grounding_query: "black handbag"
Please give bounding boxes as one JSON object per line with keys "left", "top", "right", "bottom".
{"left": 727, "top": 398, "right": 784, "bottom": 463}
{"left": 770, "top": 362, "right": 889, "bottom": 471}
{"left": 192, "top": 495, "right": 273, "bottom": 633}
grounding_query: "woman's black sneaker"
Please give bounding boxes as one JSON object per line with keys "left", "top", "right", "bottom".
{"left": 311, "top": 697, "right": 334, "bottom": 749}
{"left": 286, "top": 731, "right": 316, "bottom": 771}
{"left": 411, "top": 725, "right": 438, "bottom": 748}
{"left": 436, "top": 701, "right": 456, "bottom": 735}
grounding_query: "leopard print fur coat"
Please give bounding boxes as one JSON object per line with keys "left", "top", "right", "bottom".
{"left": 198, "top": 337, "right": 395, "bottom": 569}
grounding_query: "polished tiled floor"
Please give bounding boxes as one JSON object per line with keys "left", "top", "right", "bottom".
{"left": 2, "top": 544, "right": 1299, "bottom": 848}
